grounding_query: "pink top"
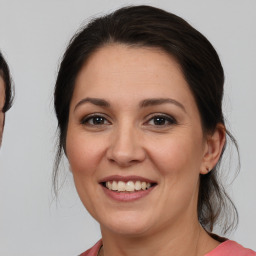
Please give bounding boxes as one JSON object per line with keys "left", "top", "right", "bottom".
{"left": 80, "top": 240, "right": 256, "bottom": 256}
{"left": 205, "top": 240, "right": 256, "bottom": 256}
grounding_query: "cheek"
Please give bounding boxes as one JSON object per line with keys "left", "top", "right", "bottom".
{"left": 149, "top": 134, "right": 203, "bottom": 177}
{"left": 147, "top": 134, "right": 203, "bottom": 217}
{"left": 65, "top": 127, "right": 106, "bottom": 216}
{"left": 66, "top": 128, "right": 106, "bottom": 178}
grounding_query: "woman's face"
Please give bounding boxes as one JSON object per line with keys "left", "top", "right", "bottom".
{"left": 0, "top": 77, "right": 5, "bottom": 145}
{"left": 66, "top": 44, "right": 211, "bottom": 236}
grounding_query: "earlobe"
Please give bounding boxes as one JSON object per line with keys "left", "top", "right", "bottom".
{"left": 200, "top": 124, "right": 226, "bottom": 175}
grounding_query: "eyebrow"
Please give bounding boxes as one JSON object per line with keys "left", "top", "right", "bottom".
{"left": 74, "top": 97, "right": 186, "bottom": 112}
{"left": 140, "top": 98, "right": 186, "bottom": 112}
{"left": 74, "top": 97, "right": 110, "bottom": 111}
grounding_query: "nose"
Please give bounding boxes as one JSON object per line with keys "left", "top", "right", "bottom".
{"left": 106, "top": 125, "right": 146, "bottom": 167}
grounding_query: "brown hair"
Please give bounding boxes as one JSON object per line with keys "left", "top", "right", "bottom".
{"left": 0, "top": 51, "right": 13, "bottom": 113}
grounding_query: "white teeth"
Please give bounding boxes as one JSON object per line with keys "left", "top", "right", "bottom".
{"left": 135, "top": 181, "right": 142, "bottom": 190}
{"left": 105, "top": 180, "right": 153, "bottom": 192}
{"left": 117, "top": 181, "right": 126, "bottom": 192}
{"left": 112, "top": 181, "right": 118, "bottom": 191}
{"left": 126, "top": 181, "right": 135, "bottom": 191}
{"left": 141, "top": 182, "right": 147, "bottom": 190}
{"left": 106, "top": 181, "right": 112, "bottom": 189}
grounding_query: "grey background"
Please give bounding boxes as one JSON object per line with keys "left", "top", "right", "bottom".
{"left": 0, "top": 0, "right": 255, "bottom": 255}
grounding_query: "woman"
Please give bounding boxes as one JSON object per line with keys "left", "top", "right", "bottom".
{"left": 0, "top": 51, "right": 13, "bottom": 146}
{"left": 53, "top": 5, "right": 256, "bottom": 256}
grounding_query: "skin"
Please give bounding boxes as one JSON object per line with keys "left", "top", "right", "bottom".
{"left": 66, "top": 44, "right": 226, "bottom": 256}
{"left": 0, "top": 77, "right": 5, "bottom": 145}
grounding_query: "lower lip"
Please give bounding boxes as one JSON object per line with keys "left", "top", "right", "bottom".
{"left": 102, "top": 185, "right": 155, "bottom": 202}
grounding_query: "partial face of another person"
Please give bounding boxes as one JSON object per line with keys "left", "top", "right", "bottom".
{"left": 0, "top": 77, "right": 5, "bottom": 145}
{"left": 66, "top": 44, "right": 219, "bottom": 237}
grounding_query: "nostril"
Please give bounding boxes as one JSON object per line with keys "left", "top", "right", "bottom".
{"left": 106, "top": 136, "right": 146, "bottom": 166}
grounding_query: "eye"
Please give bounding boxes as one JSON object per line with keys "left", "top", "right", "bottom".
{"left": 81, "top": 114, "right": 111, "bottom": 126}
{"left": 146, "top": 114, "right": 176, "bottom": 127}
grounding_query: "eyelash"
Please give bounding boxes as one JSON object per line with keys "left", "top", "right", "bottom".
{"left": 80, "top": 114, "right": 111, "bottom": 126}
{"left": 145, "top": 114, "right": 177, "bottom": 127}
{"left": 80, "top": 113, "right": 177, "bottom": 128}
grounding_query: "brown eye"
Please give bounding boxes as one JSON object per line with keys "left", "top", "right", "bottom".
{"left": 147, "top": 115, "right": 176, "bottom": 126}
{"left": 81, "top": 115, "right": 110, "bottom": 126}
{"left": 153, "top": 117, "right": 167, "bottom": 125}
{"left": 91, "top": 116, "right": 105, "bottom": 125}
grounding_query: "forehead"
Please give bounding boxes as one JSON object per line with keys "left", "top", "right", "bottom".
{"left": 82, "top": 44, "right": 182, "bottom": 78}
{"left": 73, "top": 44, "right": 191, "bottom": 101}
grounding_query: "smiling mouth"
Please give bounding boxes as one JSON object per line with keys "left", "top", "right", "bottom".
{"left": 102, "top": 181, "right": 157, "bottom": 192}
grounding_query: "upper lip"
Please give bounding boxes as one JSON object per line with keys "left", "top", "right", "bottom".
{"left": 99, "top": 175, "right": 157, "bottom": 184}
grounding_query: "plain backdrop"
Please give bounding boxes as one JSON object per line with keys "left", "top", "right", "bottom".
{"left": 0, "top": 0, "right": 255, "bottom": 255}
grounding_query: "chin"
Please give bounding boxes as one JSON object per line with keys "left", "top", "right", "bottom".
{"left": 99, "top": 211, "right": 154, "bottom": 237}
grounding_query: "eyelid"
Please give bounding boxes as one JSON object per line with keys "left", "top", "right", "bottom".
{"left": 144, "top": 113, "right": 177, "bottom": 126}
{"left": 80, "top": 113, "right": 112, "bottom": 125}
{"left": 79, "top": 112, "right": 176, "bottom": 127}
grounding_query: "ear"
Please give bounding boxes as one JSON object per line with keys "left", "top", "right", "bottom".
{"left": 200, "top": 124, "right": 226, "bottom": 174}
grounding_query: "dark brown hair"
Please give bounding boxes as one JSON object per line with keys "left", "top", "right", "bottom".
{"left": 54, "top": 5, "right": 238, "bottom": 233}
{"left": 0, "top": 51, "right": 13, "bottom": 113}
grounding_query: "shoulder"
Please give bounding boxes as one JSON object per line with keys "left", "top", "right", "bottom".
{"left": 79, "top": 240, "right": 102, "bottom": 256}
{"left": 206, "top": 240, "right": 256, "bottom": 256}
{"left": 79, "top": 239, "right": 256, "bottom": 256}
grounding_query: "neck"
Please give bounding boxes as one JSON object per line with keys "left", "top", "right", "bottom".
{"left": 100, "top": 219, "right": 219, "bottom": 256}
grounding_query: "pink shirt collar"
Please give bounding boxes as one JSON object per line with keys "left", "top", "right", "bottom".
{"left": 80, "top": 239, "right": 256, "bottom": 256}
